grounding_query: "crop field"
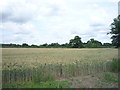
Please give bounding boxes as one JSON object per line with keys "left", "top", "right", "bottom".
{"left": 2, "top": 48, "right": 118, "bottom": 88}
{"left": 2, "top": 48, "right": 118, "bottom": 65}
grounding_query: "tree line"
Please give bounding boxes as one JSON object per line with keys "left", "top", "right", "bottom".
{"left": 1, "top": 37, "right": 114, "bottom": 48}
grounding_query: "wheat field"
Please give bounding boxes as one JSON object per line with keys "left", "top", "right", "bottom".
{"left": 2, "top": 48, "right": 118, "bottom": 68}
{"left": 2, "top": 48, "right": 118, "bottom": 84}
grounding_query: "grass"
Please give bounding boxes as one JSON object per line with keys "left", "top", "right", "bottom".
{"left": 94, "top": 72, "right": 118, "bottom": 88}
{"left": 102, "top": 72, "right": 118, "bottom": 83}
{"left": 33, "top": 71, "right": 55, "bottom": 83}
{"left": 66, "top": 72, "right": 118, "bottom": 88}
{"left": 3, "top": 80, "right": 71, "bottom": 88}
{"left": 79, "top": 85, "right": 86, "bottom": 88}
{"left": 111, "top": 58, "right": 120, "bottom": 72}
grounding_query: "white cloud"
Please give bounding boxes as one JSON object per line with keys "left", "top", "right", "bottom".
{"left": 1, "top": 0, "right": 37, "bottom": 23}
{"left": 1, "top": 0, "right": 118, "bottom": 44}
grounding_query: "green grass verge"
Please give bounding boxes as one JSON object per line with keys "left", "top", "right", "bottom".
{"left": 3, "top": 80, "right": 72, "bottom": 88}
{"left": 103, "top": 72, "right": 118, "bottom": 83}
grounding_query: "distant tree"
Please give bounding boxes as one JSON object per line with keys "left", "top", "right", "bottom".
{"left": 61, "top": 43, "right": 70, "bottom": 48}
{"left": 22, "top": 43, "right": 29, "bottom": 47}
{"left": 42, "top": 43, "right": 48, "bottom": 47}
{"left": 69, "top": 36, "right": 83, "bottom": 48}
{"left": 31, "top": 44, "right": 38, "bottom": 48}
{"left": 82, "top": 42, "right": 87, "bottom": 48}
{"left": 2, "top": 44, "right": 22, "bottom": 48}
{"left": 103, "top": 43, "right": 112, "bottom": 48}
{"left": 48, "top": 43, "right": 60, "bottom": 48}
{"left": 86, "top": 38, "right": 102, "bottom": 48}
{"left": 108, "top": 15, "right": 120, "bottom": 47}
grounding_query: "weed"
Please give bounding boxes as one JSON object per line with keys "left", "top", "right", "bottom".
{"left": 103, "top": 72, "right": 118, "bottom": 83}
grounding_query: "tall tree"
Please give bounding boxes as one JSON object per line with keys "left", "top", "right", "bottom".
{"left": 86, "top": 38, "right": 102, "bottom": 48}
{"left": 69, "top": 36, "right": 83, "bottom": 48}
{"left": 109, "top": 15, "right": 120, "bottom": 47}
{"left": 22, "top": 43, "right": 29, "bottom": 47}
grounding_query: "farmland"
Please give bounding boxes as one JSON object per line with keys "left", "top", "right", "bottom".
{"left": 2, "top": 48, "right": 118, "bottom": 65}
{"left": 2, "top": 48, "right": 118, "bottom": 88}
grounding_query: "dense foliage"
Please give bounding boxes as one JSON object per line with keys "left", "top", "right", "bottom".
{"left": 69, "top": 36, "right": 83, "bottom": 48}
{"left": 109, "top": 15, "right": 120, "bottom": 47}
{"left": 86, "top": 38, "right": 102, "bottom": 48}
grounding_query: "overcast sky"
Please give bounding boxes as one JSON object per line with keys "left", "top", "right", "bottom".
{"left": 0, "top": 0, "right": 119, "bottom": 45}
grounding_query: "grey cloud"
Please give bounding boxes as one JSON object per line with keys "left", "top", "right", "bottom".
{"left": 14, "top": 31, "right": 30, "bottom": 35}
{"left": 71, "top": 30, "right": 79, "bottom": 34}
{"left": 0, "top": 7, "right": 13, "bottom": 22}
{"left": 1, "top": 11, "right": 32, "bottom": 23}
{"left": 50, "top": 5, "right": 60, "bottom": 15}
{"left": 90, "top": 23, "right": 105, "bottom": 27}
{"left": 46, "top": 5, "right": 61, "bottom": 16}
{"left": 1, "top": 11, "right": 12, "bottom": 22}
{"left": 71, "top": 30, "right": 96, "bottom": 37}
{"left": 9, "top": 17, "right": 31, "bottom": 24}
{"left": 81, "top": 33, "right": 96, "bottom": 37}
{"left": 1, "top": 4, "right": 34, "bottom": 24}
{"left": 92, "top": 26, "right": 109, "bottom": 32}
